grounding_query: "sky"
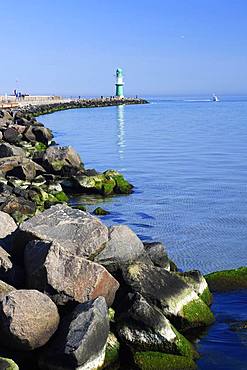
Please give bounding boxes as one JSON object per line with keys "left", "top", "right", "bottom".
{"left": 0, "top": 0, "right": 247, "bottom": 97}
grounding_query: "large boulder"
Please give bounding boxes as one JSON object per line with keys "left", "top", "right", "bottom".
{"left": 95, "top": 225, "right": 151, "bottom": 273}
{"left": 0, "top": 143, "right": 26, "bottom": 158}
{"left": 0, "top": 211, "right": 17, "bottom": 250}
{"left": 121, "top": 262, "right": 215, "bottom": 331}
{"left": 115, "top": 292, "right": 198, "bottom": 358}
{"left": 3, "top": 127, "right": 22, "bottom": 144}
{"left": 15, "top": 204, "right": 108, "bottom": 259}
{"left": 0, "top": 290, "right": 59, "bottom": 351}
{"left": 41, "top": 146, "right": 84, "bottom": 176}
{"left": 39, "top": 297, "right": 109, "bottom": 370}
{"left": 0, "top": 156, "right": 44, "bottom": 180}
{"left": 24, "top": 240, "right": 119, "bottom": 307}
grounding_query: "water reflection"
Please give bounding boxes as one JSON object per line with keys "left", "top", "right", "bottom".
{"left": 117, "top": 105, "right": 125, "bottom": 159}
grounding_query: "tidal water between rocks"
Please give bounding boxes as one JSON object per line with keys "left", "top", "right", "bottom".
{"left": 40, "top": 96, "right": 247, "bottom": 369}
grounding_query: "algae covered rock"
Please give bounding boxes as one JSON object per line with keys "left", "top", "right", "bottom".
{"left": 93, "top": 207, "right": 110, "bottom": 216}
{"left": 115, "top": 292, "right": 198, "bottom": 358}
{"left": 102, "top": 332, "right": 120, "bottom": 369}
{"left": 175, "top": 270, "right": 212, "bottom": 306}
{"left": 0, "top": 357, "right": 19, "bottom": 370}
{"left": 133, "top": 352, "right": 197, "bottom": 370}
{"left": 122, "top": 262, "right": 215, "bottom": 331}
{"left": 25, "top": 240, "right": 119, "bottom": 307}
{"left": 0, "top": 289, "right": 59, "bottom": 351}
{"left": 39, "top": 297, "right": 109, "bottom": 370}
{"left": 205, "top": 267, "right": 247, "bottom": 292}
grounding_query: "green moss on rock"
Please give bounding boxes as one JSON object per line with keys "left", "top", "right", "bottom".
{"left": 0, "top": 356, "right": 19, "bottom": 369}
{"left": 182, "top": 297, "right": 215, "bottom": 330}
{"left": 93, "top": 207, "right": 110, "bottom": 216}
{"left": 205, "top": 267, "right": 247, "bottom": 292}
{"left": 199, "top": 286, "right": 213, "bottom": 306}
{"left": 172, "top": 326, "right": 199, "bottom": 359}
{"left": 34, "top": 141, "right": 47, "bottom": 151}
{"left": 101, "top": 333, "right": 120, "bottom": 369}
{"left": 133, "top": 352, "right": 197, "bottom": 370}
{"left": 53, "top": 191, "right": 69, "bottom": 202}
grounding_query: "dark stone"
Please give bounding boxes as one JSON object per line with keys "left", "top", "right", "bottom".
{"left": 39, "top": 297, "right": 109, "bottom": 370}
{"left": 143, "top": 242, "right": 170, "bottom": 269}
{"left": 0, "top": 143, "right": 26, "bottom": 158}
{"left": 93, "top": 207, "right": 110, "bottom": 215}
{"left": 3, "top": 128, "right": 21, "bottom": 144}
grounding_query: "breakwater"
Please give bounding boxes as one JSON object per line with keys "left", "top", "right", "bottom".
{"left": 0, "top": 105, "right": 245, "bottom": 370}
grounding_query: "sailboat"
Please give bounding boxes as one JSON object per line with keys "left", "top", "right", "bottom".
{"left": 212, "top": 94, "right": 220, "bottom": 102}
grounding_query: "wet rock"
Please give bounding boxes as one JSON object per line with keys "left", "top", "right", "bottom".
{"left": 0, "top": 280, "right": 15, "bottom": 301}
{"left": 95, "top": 225, "right": 150, "bottom": 273}
{"left": 205, "top": 267, "right": 247, "bottom": 292}
{"left": 39, "top": 297, "right": 109, "bottom": 370}
{"left": 144, "top": 242, "right": 170, "bottom": 269}
{"left": 115, "top": 292, "right": 198, "bottom": 358}
{"left": 24, "top": 240, "right": 119, "bottom": 307}
{"left": 121, "top": 262, "right": 215, "bottom": 331}
{"left": 93, "top": 207, "right": 110, "bottom": 215}
{"left": 0, "top": 290, "right": 59, "bottom": 351}
{"left": 16, "top": 204, "right": 108, "bottom": 259}
{"left": 0, "top": 143, "right": 26, "bottom": 158}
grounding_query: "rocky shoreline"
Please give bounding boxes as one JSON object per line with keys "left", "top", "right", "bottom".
{"left": 0, "top": 105, "right": 246, "bottom": 370}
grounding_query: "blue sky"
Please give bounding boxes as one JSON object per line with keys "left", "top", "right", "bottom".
{"left": 0, "top": 0, "right": 246, "bottom": 96}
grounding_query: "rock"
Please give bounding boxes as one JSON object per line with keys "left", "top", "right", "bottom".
{"left": 0, "top": 143, "right": 26, "bottom": 158}
{"left": 0, "top": 357, "right": 19, "bottom": 370}
{"left": 115, "top": 292, "right": 197, "bottom": 358}
{"left": 95, "top": 225, "right": 151, "bottom": 273}
{"left": 3, "top": 127, "right": 21, "bottom": 144}
{"left": 0, "top": 196, "right": 36, "bottom": 223}
{"left": 0, "top": 156, "right": 42, "bottom": 180}
{"left": 41, "top": 146, "right": 84, "bottom": 176}
{"left": 0, "top": 247, "right": 12, "bottom": 271}
{"left": 0, "top": 280, "right": 15, "bottom": 301}
{"left": 93, "top": 207, "right": 110, "bottom": 216}
{"left": 0, "top": 290, "right": 59, "bottom": 351}
{"left": 24, "top": 240, "right": 119, "bottom": 307}
{"left": 133, "top": 352, "right": 197, "bottom": 370}
{"left": 39, "top": 297, "right": 109, "bottom": 370}
{"left": 23, "top": 125, "right": 36, "bottom": 143}
{"left": 176, "top": 270, "right": 212, "bottom": 306}
{"left": 121, "top": 262, "right": 215, "bottom": 331}
{"left": 0, "top": 211, "right": 17, "bottom": 249}
{"left": 32, "top": 126, "right": 53, "bottom": 145}
{"left": 16, "top": 204, "right": 109, "bottom": 259}
{"left": 0, "top": 131, "right": 2, "bottom": 140}
{"left": 205, "top": 267, "right": 247, "bottom": 292}
{"left": 62, "top": 170, "right": 133, "bottom": 196}
{"left": 143, "top": 242, "right": 170, "bottom": 269}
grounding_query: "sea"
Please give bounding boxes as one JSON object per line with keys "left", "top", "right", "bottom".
{"left": 41, "top": 96, "right": 247, "bottom": 370}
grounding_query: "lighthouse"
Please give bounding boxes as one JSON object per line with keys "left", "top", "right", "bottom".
{"left": 115, "top": 68, "right": 124, "bottom": 98}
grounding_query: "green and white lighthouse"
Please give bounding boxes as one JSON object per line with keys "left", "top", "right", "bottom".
{"left": 115, "top": 68, "right": 124, "bottom": 98}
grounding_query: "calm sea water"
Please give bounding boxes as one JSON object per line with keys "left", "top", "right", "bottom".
{"left": 41, "top": 96, "right": 247, "bottom": 274}
{"left": 40, "top": 97, "right": 247, "bottom": 369}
